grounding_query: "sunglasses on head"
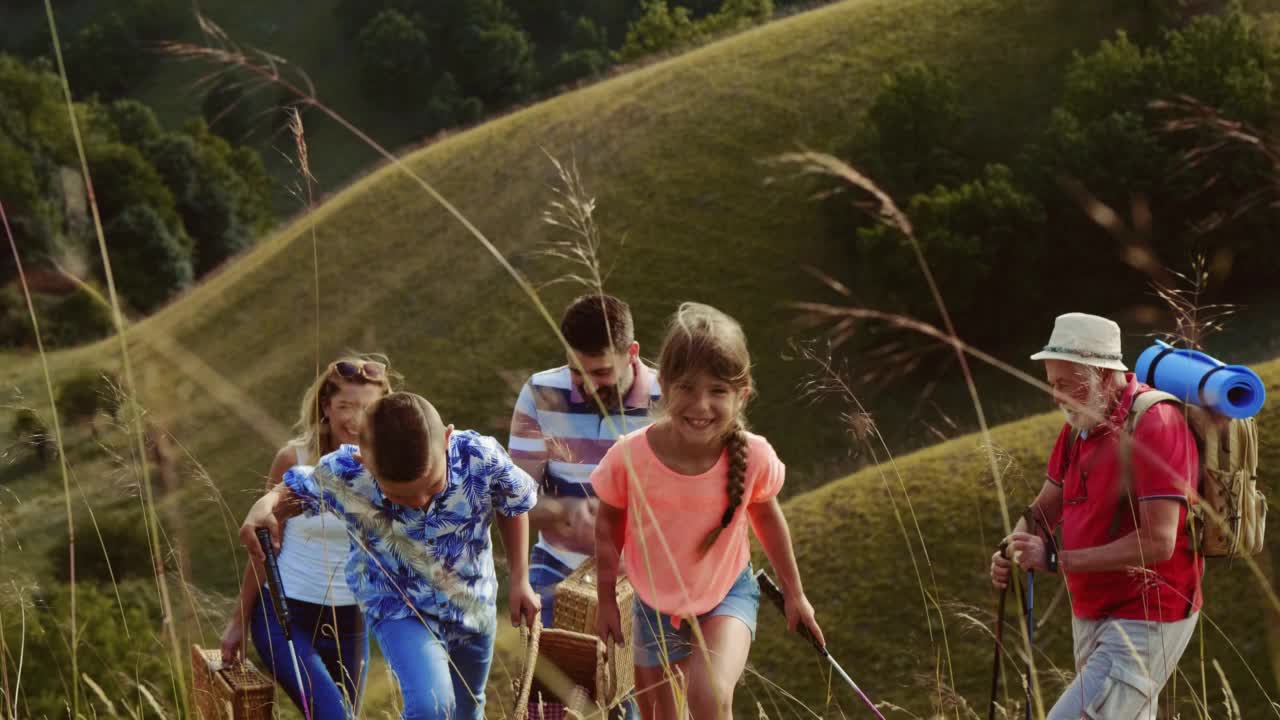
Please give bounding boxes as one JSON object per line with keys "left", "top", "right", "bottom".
{"left": 330, "top": 360, "right": 386, "bottom": 382}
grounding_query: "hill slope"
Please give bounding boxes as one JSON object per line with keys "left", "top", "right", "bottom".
{"left": 3, "top": 0, "right": 1152, "bottom": 567}
{"left": 0, "top": 0, "right": 1256, "bottom": 597}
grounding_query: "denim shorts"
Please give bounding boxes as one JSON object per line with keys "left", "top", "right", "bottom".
{"left": 632, "top": 565, "right": 760, "bottom": 668}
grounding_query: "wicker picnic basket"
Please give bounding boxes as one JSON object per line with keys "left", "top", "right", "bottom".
{"left": 552, "top": 559, "right": 635, "bottom": 700}
{"left": 191, "top": 644, "right": 274, "bottom": 720}
{"left": 512, "top": 559, "right": 636, "bottom": 719}
{"left": 513, "top": 620, "right": 623, "bottom": 720}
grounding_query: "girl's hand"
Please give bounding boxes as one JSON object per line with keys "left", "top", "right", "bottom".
{"left": 220, "top": 618, "right": 244, "bottom": 664}
{"left": 785, "top": 591, "right": 825, "bottom": 648}
{"left": 509, "top": 579, "right": 542, "bottom": 629}
{"left": 596, "top": 595, "right": 624, "bottom": 647}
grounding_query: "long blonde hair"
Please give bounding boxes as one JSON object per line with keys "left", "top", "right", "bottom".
{"left": 656, "top": 303, "right": 753, "bottom": 554}
{"left": 293, "top": 353, "right": 399, "bottom": 460}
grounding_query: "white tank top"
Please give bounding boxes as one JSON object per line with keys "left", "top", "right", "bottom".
{"left": 276, "top": 443, "right": 357, "bottom": 606}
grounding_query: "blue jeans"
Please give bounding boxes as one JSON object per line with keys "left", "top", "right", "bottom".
{"left": 371, "top": 615, "right": 494, "bottom": 720}
{"left": 249, "top": 590, "right": 367, "bottom": 720}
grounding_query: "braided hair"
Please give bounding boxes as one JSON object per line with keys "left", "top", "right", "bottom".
{"left": 697, "top": 419, "right": 750, "bottom": 555}
{"left": 656, "top": 303, "right": 754, "bottom": 556}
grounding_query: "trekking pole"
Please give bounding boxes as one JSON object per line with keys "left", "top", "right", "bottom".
{"left": 755, "top": 570, "right": 886, "bottom": 720}
{"left": 1024, "top": 569, "right": 1035, "bottom": 720}
{"left": 255, "top": 528, "right": 313, "bottom": 720}
{"left": 987, "top": 541, "right": 1010, "bottom": 720}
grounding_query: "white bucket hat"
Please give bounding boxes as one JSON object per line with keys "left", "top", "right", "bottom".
{"left": 1029, "top": 312, "right": 1128, "bottom": 371}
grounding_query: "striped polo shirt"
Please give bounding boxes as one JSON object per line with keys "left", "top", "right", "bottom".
{"left": 508, "top": 359, "right": 661, "bottom": 500}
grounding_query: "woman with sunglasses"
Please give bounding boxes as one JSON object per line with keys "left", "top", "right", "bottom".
{"left": 220, "top": 356, "right": 397, "bottom": 719}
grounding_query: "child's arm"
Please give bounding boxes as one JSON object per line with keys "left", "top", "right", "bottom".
{"left": 485, "top": 434, "right": 542, "bottom": 627}
{"left": 749, "top": 498, "right": 825, "bottom": 647}
{"left": 594, "top": 500, "right": 626, "bottom": 645}
{"left": 496, "top": 512, "right": 540, "bottom": 628}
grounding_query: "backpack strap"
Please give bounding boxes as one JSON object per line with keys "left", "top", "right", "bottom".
{"left": 1110, "top": 390, "right": 1182, "bottom": 538}
{"left": 1125, "top": 390, "right": 1181, "bottom": 434}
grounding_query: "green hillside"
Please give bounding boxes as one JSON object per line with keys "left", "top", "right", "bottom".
{"left": 0, "top": 0, "right": 1156, "bottom": 570}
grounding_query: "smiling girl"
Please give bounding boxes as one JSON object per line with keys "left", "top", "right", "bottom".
{"left": 592, "top": 302, "right": 823, "bottom": 720}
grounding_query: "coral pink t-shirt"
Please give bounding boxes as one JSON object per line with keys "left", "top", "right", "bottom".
{"left": 590, "top": 425, "right": 786, "bottom": 618}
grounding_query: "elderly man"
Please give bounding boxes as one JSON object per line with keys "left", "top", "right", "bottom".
{"left": 991, "top": 312, "right": 1203, "bottom": 719}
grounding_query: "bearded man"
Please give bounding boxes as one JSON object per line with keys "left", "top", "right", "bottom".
{"left": 991, "top": 313, "right": 1203, "bottom": 719}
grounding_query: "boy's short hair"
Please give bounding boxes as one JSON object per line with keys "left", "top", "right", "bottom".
{"left": 560, "top": 294, "right": 634, "bottom": 355}
{"left": 361, "top": 392, "right": 447, "bottom": 483}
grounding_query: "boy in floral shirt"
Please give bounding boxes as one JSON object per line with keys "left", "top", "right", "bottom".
{"left": 241, "top": 392, "right": 539, "bottom": 720}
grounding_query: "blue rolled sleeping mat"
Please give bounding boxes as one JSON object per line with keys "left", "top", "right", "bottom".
{"left": 1134, "top": 340, "right": 1266, "bottom": 419}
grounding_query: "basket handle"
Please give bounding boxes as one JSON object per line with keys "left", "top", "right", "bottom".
{"left": 513, "top": 616, "right": 543, "bottom": 720}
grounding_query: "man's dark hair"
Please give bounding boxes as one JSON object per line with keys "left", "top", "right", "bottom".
{"left": 560, "top": 294, "right": 634, "bottom": 355}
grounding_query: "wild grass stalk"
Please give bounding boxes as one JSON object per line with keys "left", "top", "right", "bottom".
{"left": 39, "top": 1, "right": 192, "bottom": 714}
{"left": 774, "top": 151, "right": 1021, "bottom": 717}
{"left": 0, "top": 196, "right": 79, "bottom": 716}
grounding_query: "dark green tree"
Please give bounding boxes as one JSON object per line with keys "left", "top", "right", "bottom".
{"left": 103, "top": 205, "right": 193, "bottom": 313}
{"left": 357, "top": 9, "right": 433, "bottom": 104}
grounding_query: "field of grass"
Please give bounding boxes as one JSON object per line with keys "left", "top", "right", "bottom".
{"left": 1, "top": 0, "right": 1157, "bottom": 551}
{"left": 2, "top": 0, "right": 1280, "bottom": 715}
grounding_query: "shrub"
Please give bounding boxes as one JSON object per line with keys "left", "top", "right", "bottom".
{"left": 103, "top": 205, "right": 193, "bottom": 313}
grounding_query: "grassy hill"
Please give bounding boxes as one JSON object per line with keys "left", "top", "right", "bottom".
{"left": 2, "top": 0, "right": 1280, "bottom": 715}
{"left": 745, "top": 357, "right": 1280, "bottom": 718}
{"left": 0, "top": 0, "right": 1133, "bottom": 213}
{"left": 0, "top": 0, "right": 1158, "bottom": 566}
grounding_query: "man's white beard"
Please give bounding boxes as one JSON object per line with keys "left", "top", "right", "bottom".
{"left": 1062, "top": 406, "right": 1097, "bottom": 431}
{"left": 1061, "top": 371, "right": 1110, "bottom": 431}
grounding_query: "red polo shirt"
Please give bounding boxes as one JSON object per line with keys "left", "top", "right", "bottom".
{"left": 1045, "top": 375, "right": 1203, "bottom": 622}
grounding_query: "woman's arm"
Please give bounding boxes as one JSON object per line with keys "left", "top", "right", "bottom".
{"left": 221, "top": 446, "right": 297, "bottom": 662}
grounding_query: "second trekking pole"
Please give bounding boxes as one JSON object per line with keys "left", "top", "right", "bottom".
{"left": 1024, "top": 568, "right": 1034, "bottom": 720}
{"left": 255, "top": 527, "right": 313, "bottom": 720}
{"left": 987, "top": 541, "right": 1010, "bottom": 720}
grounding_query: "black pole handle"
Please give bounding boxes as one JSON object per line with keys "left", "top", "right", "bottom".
{"left": 255, "top": 527, "right": 293, "bottom": 640}
{"left": 755, "top": 569, "right": 828, "bottom": 657}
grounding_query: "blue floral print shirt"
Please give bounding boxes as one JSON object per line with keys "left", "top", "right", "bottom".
{"left": 283, "top": 430, "right": 538, "bottom": 634}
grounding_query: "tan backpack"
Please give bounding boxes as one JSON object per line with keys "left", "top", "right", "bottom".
{"left": 1122, "top": 390, "right": 1265, "bottom": 558}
